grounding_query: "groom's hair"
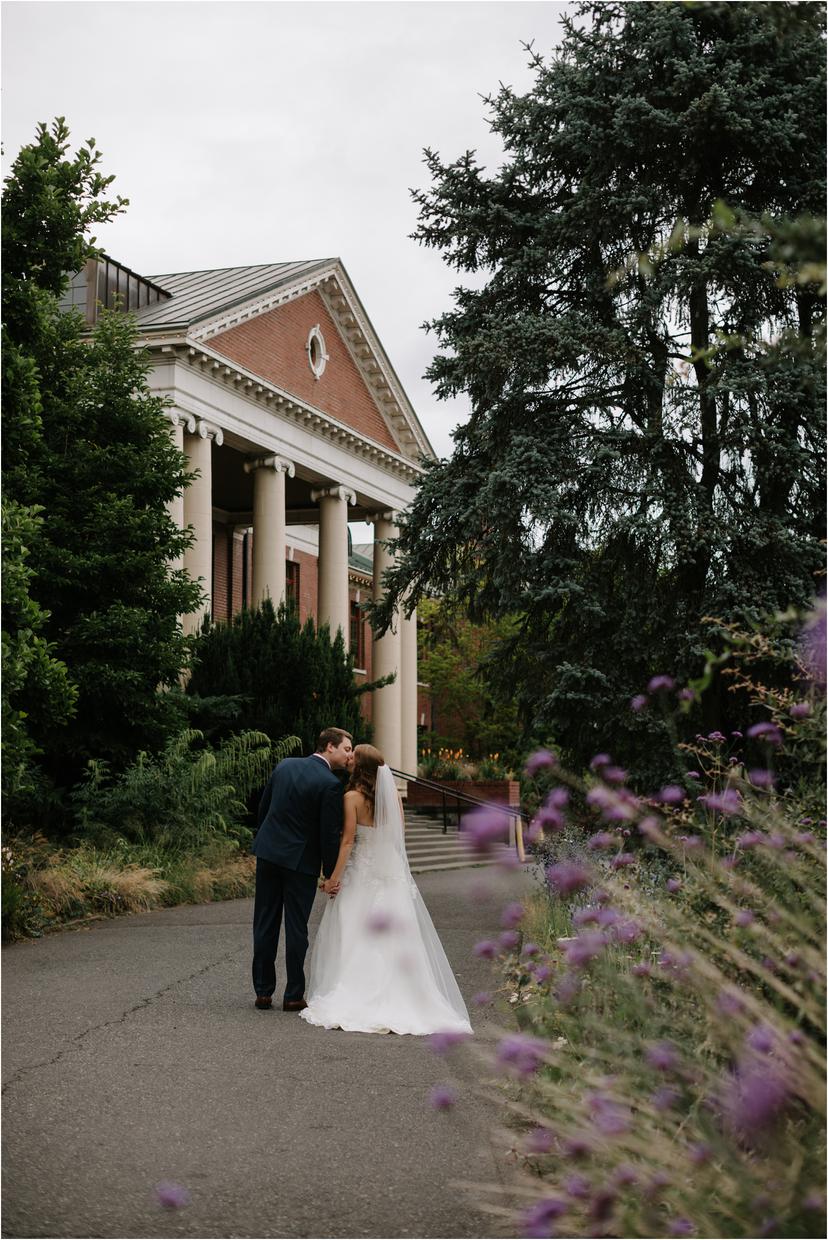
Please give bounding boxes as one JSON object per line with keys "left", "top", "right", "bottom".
{"left": 316, "top": 727, "right": 353, "bottom": 752}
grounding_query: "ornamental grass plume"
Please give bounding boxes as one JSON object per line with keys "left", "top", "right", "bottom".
{"left": 464, "top": 641, "right": 825, "bottom": 1239}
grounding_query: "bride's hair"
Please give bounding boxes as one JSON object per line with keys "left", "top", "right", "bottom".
{"left": 347, "top": 744, "right": 385, "bottom": 807}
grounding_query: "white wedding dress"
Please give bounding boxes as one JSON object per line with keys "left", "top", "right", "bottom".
{"left": 301, "top": 766, "right": 473, "bottom": 1036}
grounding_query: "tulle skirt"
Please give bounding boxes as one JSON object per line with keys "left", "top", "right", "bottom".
{"left": 300, "top": 859, "right": 472, "bottom": 1037}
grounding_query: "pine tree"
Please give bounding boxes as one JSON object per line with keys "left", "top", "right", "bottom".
{"left": 186, "top": 600, "right": 381, "bottom": 754}
{"left": 372, "top": 1, "right": 826, "bottom": 781}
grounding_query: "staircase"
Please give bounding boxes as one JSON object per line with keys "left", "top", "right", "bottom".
{"left": 404, "top": 810, "right": 516, "bottom": 874}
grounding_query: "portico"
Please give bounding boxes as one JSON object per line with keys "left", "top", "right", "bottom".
{"left": 127, "top": 257, "right": 432, "bottom": 769}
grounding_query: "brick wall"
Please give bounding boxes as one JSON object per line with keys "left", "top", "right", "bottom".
{"left": 208, "top": 291, "right": 400, "bottom": 452}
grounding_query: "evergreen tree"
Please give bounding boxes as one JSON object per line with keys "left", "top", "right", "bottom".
{"left": 373, "top": 1, "right": 826, "bottom": 782}
{"left": 186, "top": 600, "right": 382, "bottom": 755}
{"left": 2, "top": 120, "right": 200, "bottom": 804}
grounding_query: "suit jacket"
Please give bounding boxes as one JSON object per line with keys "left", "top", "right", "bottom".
{"left": 252, "top": 755, "right": 344, "bottom": 877}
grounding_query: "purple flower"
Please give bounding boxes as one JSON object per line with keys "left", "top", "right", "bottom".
{"left": 471, "top": 991, "right": 491, "bottom": 1006}
{"left": 734, "top": 909, "right": 754, "bottom": 928}
{"left": 589, "top": 753, "right": 612, "bottom": 770}
{"left": 612, "top": 1164, "right": 638, "bottom": 1186}
{"left": 707, "top": 730, "right": 727, "bottom": 743}
{"left": 803, "top": 1191, "right": 825, "bottom": 1212}
{"left": 595, "top": 906, "right": 620, "bottom": 926}
{"left": 499, "top": 929, "right": 520, "bottom": 951}
{"left": 679, "top": 688, "right": 696, "bottom": 702}
{"left": 524, "top": 748, "right": 557, "bottom": 777}
{"left": 746, "top": 721, "right": 783, "bottom": 746}
{"left": 688, "top": 1143, "right": 712, "bottom": 1165}
{"left": 645, "top": 1041, "right": 680, "bottom": 1072}
{"left": 648, "top": 675, "right": 676, "bottom": 694}
{"left": 547, "top": 787, "right": 570, "bottom": 809}
{"left": 473, "top": 939, "right": 497, "bottom": 959}
{"left": 496, "top": 1034, "right": 549, "bottom": 1076}
{"left": 525, "top": 1126, "right": 555, "bottom": 1154}
{"left": 658, "top": 785, "right": 685, "bottom": 804}
{"left": 563, "top": 932, "right": 607, "bottom": 969}
{"left": 631, "top": 962, "right": 652, "bottom": 977}
{"left": 534, "top": 963, "right": 553, "bottom": 983}
{"left": 587, "top": 831, "right": 615, "bottom": 850}
{"left": 612, "top": 919, "right": 643, "bottom": 944}
{"left": 562, "top": 1135, "right": 593, "bottom": 1160}
{"left": 716, "top": 988, "right": 745, "bottom": 1016}
{"left": 462, "top": 808, "right": 510, "bottom": 854}
{"left": 429, "top": 1084, "right": 458, "bottom": 1111}
{"left": 666, "top": 878, "right": 682, "bottom": 893}
{"left": 564, "top": 1174, "right": 591, "bottom": 1198}
{"left": 602, "top": 765, "right": 628, "bottom": 784}
{"left": 801, "top": 596, "right": 826, "bottom": 685}
{"left": 790, "top": 701, "right": 812, "bottom": 719}
{"left": 546, "top": 861, "right": 591, "bottom": 896}
{"left": 659, "top": 949, "right": 692, "bottom": 980}
{"left": 366, "top": 910, "right": 395, "bottom": 933}
{"left": 698, "top": 789, "right": 742, "bottom": 816}
{"left": 748, "top": 768, "right": 776, "bottom": 789}
{"left": 428, "top": 1029, "right": 471, "bottom": 1055}
{"left": 555, "top": 972, "right": 581, "bottom": 1004}
{"left": 535, "top": 805, "right": 566, "bottom": 833}
{"left": 611, "top": 853, "right": 636, "bottom": 870}
{"left": 521, "top": 1198, "right": 567, "bottom": 1238}
{"left": 668, "top": 1219, "right": 696, "bottom": 1237}
{"left": 588, "top": 1093, "right": 631, "bottom": 1135}
{"left": 651, "top": 1086, "right": 680, "bottom": 1111}
{"left": 522, "top": 942, "right": 540, "bottom": 958}
{"left": 631, "top": 693, "right": 649, "bottom": 712}
{"left": 731, "top": 729, "right": 744, "bottom": 739}
{"left": 685, "top": 770, "right": 701, "bottom": 779}
{"left": 154, "top": 1182, "right": 191, "bottom": 1210}
{"left": 572, "top": 907, "right": 599, "bottom": 927}
{"left": 589, "top": 1188, "right": 617, "bottom": 1223}
{"left": 723, "top": 1063, "right": 789, "bottom": 1138}
{"left": 500, "top": 901, "right": 525, "bottom": 929}
{"left": 746, "top": 1024, "right": 776, "bottom": 1055}
{"left": 736, "top": 830, "right": 764, "bottom": 848}
{"left": 638, "top": 815, "right": 661, "bottom": 838}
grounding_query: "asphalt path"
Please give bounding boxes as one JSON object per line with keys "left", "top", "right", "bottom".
{"left": 2, "top": 866, "right": 535, "bottom": 1240}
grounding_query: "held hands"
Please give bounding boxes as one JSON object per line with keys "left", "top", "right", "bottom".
{"left": 320, "top": 877, "right": 341, "bottom": 898}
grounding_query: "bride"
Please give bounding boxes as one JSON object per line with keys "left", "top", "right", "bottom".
{"left": 300, "top": 745, "right": 473, "bottom": 1036}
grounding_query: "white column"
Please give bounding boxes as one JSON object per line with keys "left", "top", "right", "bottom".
{"left": 183, "top": 419, "right": 223, "bottom": 633}
{"left": 244, "top": 454, "right": 295, "bottom": 608}
{"left": 400, "top": 602, "right": 419, "bottom": 776}
{"left": 165, "top": 410, "right": 195, "bottom": 573}
{"left": 310, "top": 484, "right": 356, "bottom": 645}
{"left": 370, "top": 512, "right": 402, "bottom": 771}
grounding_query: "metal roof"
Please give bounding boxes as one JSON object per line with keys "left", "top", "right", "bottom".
{"left": 134, "top": 259, "right": 335, "bottom": 328}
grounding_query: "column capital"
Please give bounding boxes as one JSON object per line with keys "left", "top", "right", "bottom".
{"left": 365, "top": 510, "right": 398, "bottom": 525}
{"left": 311, "top": 485, "right": 357, "bottom": 505}
{"left": 244, "top": 454, "right": 295, "bottom": 477}
{"left": 166, "top": 409, "right": 196, "bottom": 433}
{"left": 190, "top": 419, "right": 224, "bottom": 446}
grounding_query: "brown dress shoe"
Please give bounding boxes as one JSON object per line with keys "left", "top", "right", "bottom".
{"left": 283, "top": 998, "right": 308, "bottom": 1012}
{"left": 254, "top": 996, "right": 273, "bottom": 1010}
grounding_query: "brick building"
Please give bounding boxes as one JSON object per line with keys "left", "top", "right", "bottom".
{"left": 61, "top": 256, "right": 435, "bottom": 770}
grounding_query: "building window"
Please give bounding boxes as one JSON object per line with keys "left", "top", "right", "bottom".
{"left": 286, "top": 559, "right": 300, "bottom": 611}
{"left": 350, "top": 600, "right": 365, "bottom": 668}
{"left": 307, "top": 324, "right": 329, "bottom": 379}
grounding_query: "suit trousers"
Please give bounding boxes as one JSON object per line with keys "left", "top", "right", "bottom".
{"left": 252, "top": 859, "right": 318, "bottom": 1002}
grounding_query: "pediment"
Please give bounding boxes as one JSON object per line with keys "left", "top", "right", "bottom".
{"left": 190, "top": 263, "right": 432, "bottom": 462}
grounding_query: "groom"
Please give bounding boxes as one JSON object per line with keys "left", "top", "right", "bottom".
{"left": 251, "top": 727, "right": 353, "bottom": 1011}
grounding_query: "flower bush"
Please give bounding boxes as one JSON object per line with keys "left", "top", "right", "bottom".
{"left": 442, "top": 605, "right": 826, "bottom": 1239}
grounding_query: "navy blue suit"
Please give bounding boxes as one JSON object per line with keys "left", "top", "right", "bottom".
{"left": 251, "top": 755, "right": 344, "bottom": 1002}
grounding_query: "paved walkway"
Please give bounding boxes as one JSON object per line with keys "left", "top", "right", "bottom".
{"left": 2, "top": 867, "right": 534, "bottom": 1239}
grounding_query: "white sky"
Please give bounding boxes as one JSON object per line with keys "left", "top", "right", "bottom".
{"left": 2, "top": 0, "right": 567, "bottom": 536}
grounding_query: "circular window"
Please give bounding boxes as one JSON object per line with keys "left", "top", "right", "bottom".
{"left": 307, "top": 325, "right": 328, "bottom": 379}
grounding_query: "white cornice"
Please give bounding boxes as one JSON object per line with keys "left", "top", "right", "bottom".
{"left": 163, "top": 260, "right": 434, "bottom": 464}
{"left": 145, "top": 338, "right": 424, "bottom": 484}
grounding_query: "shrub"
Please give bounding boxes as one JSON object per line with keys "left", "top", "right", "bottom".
{"left": 70, "top": 729, "right": 299, "bottom": 851}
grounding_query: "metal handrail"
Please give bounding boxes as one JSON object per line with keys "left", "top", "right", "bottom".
{"left": 391, "top": 767, "right": 528, "bottom": 863}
